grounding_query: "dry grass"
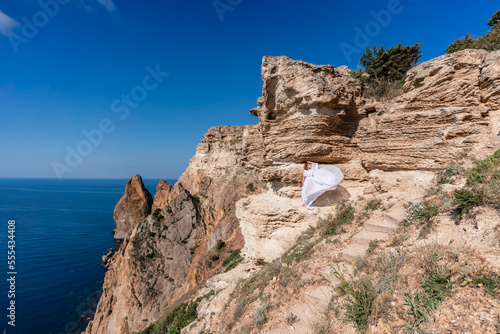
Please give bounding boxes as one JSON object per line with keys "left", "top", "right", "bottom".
{"left": 362, "top": 78, "right": 405, "bottom": 101}
{"left": 331, "top": 240, "right": 499, "bottom": 333}
{"left": 210, "top": 182, "right": 499, "bottom": 334}
{"left": 472, "top": 27, "right": 500, "bottom": 51}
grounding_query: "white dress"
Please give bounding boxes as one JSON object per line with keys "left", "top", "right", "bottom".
{"left": 302, "top": 163, "right": 344, "bottom": 210}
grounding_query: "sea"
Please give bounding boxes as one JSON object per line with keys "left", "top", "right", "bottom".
{"left": 0, "top": 178, "right": 176, "bottom": 334}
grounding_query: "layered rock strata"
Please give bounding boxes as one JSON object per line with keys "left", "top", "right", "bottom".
{"left": 85, "top": 49, "right": 500, "bottom": 334}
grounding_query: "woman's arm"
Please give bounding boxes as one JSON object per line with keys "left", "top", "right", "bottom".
{"left": 302, "top": 175, "right": 305, "bottom": 186}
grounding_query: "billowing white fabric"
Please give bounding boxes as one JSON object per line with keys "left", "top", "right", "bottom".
{"left": 302, "top": 163, "right": 344, "bottom": 209}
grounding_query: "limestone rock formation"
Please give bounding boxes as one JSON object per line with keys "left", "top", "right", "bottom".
{"left": 151, "top": 179, "right": 172, "bottom": 212}
{"left": 85, "top": 49, "right": 500, "bottom": 334}
{"left": 236, "top": 188, "right": 325, "bottom": 262}
{"left": 85, "top": 182, "right": 199, "bottom": 334}
{"left": 248, "top": 55, "right": 363, "bottom": 164}
{"left": 245, "top": 51, "right": 498, "bottom": 178}
{"left": 86, "top": 127, "right": 265, "bottom": 334}
{"left": 479, "top": 51, "right": 500, "bottom": 108}
{"left": 113, "top": 175, "right": 153, "bottom": 239}
{"left": 358, "top": 49, "right": 497, "bottom": 170}
{"left": 399, "top": 49, "right": 489, "bottom": 110}
{"left": 178, "top": 125, "right": 266, "bottom": 252}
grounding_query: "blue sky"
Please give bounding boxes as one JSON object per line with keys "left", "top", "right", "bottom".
{"left": 0, "top": 0, "right": 497, "bottom": 180}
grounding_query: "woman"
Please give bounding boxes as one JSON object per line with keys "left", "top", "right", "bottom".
{"left": 302, "top": 161, "right": 344, "bottom": 210}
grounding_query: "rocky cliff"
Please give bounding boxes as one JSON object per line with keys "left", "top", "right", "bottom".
{"left": 113, "top": 175, "right": 153, "bottom": 239}
{"left": 85, "top": 126, "right": 265, "bottom": 334}
{"left": 84, "top": 49, "right": 500, "bottom": 334}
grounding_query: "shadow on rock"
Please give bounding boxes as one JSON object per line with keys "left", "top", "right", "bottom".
{"left": 313, "top": 185, "right": 351, "bottom": 207}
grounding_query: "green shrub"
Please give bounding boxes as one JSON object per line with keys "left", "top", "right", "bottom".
{"left": 453, "top": 149, "right": 500, "bottom": 219}
{"left": 421, "top": 268, "right": 452, "bottom": 304}
{"left": 280, "top": 226, "right": 318, "bottom": 265}
{"left": 139, "top": 299, "right": 199, "bottom": 334}
{"left": 152, "top": 209, "right": 164, "bottom": 222}
{"left": 364, "top": 199, "right": 382, "bottom": 212}
{"left": 139, "top": 291, "right": 215, "bottom": 334}
{"left": 224, "top": 257, "right": 243, "bottom": 272}
{"left": 319, "top": 203, "right": 355, "bottom": 236}
{"left": 446, "top": 33, "right": 476, "bottom": 54}
{"left": 216, "top": 239, "right": 226, "bottom": 250}
{"left": 405, "top": 251, "right": 452, "bottom": 328}
{"left": 242, "top": 261, "right": 282, "bottom": 295}
{"left": 453, "top": 188, "right": 483, "bottom": 218}
{"left": 281, "top": 239, "right": 314, "bottom": 265}
{"left": 404, "top": 291, "right": 434, "bottom": 327}
{"left": 352, "top": 43, "right": 422, "bottom": 99}
{"left": 403, "top": 201, "right": 439, "bottom": 226}
{"left": 390, "top": 233, "right": 410, "bottom": 247}
{"left": 358, "top": 43, "right": 422, "bottom": 82}
{"left": 279, "top": 266, "right": 294, "bottom": 288}
{"left": 447, "top": 10, "right": 500, "bottom": 53}
{"left": 488, "top": 9, "right": 500, "bottom": 28}
{"left": 436, "top": 162, "right": 465, "bottom": 184}
{"left": 222, "top": 249, "right": 243, "bottom": 272}
{"left": 331, "top": 265, "right": 377, "bottom": 332}
{"left": 419, "top": 220, "right": 435, "bottom": 239}
{"left": 472, "top": 28, "right": 500, "bottom": 51}
{"left": 229, "top": 261, "right": 283, "bottom": 326}
{"left": 254, "top": 301, "right": 269, "bottom": 326}
{"left": 246, "top": 183, "right": 255, "bottom": 192}
{"left": 223, "top": 249, "right": 241, "bottom": 266}
{"left": 466, "top": 152, "right": 500, "bottom": 187}
{"left": 366, "top": 240, "right": 379, "bottom": 255}
{"left": 472, "top": 271, "right": 500, "bottom": 297}
{"left": 233, "top": 297, "right": 249, "bottom": 322}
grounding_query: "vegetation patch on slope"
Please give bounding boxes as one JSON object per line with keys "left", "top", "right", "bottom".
{"left": 446, "top": 9, "right": 500, "bottom": 53}
{"left": 138, "top": 291, "right": 215, "bottom": 334}
{"left": 453, "top": 149, "right": 500, "bottom": 220}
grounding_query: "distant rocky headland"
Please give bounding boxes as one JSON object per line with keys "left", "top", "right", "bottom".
{"left": 84, "top": 49, "right": 500, "bottom": 334}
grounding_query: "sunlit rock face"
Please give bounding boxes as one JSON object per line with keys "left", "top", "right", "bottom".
{"left": 113, "top": 174, "right": 153, "bottom": 239}
{"left": 85, "top": 49, "right": 500, "bottom": 334}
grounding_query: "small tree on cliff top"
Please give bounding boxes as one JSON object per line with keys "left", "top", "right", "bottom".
{"left": 352, "top": 43, "right": 422, "bottom": 99}
{"left": 359, "top": 43, "right": 422, "bottom": 82}
{"left": 446, "top": 33, "right": 477, "bottom": 54}
{"left": 447, "top": 9, "right": 500, "bottom": 53}
{"left": 488, "top": 9, "right": 500, "bottom": 28}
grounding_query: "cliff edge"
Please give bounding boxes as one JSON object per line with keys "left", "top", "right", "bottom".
{"left": 84, "top": 49, "right": 500, "bottom": 334}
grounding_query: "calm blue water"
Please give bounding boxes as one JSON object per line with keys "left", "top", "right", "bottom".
{"left": 0, "top": 178, "right": 176, "bottom": 334}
